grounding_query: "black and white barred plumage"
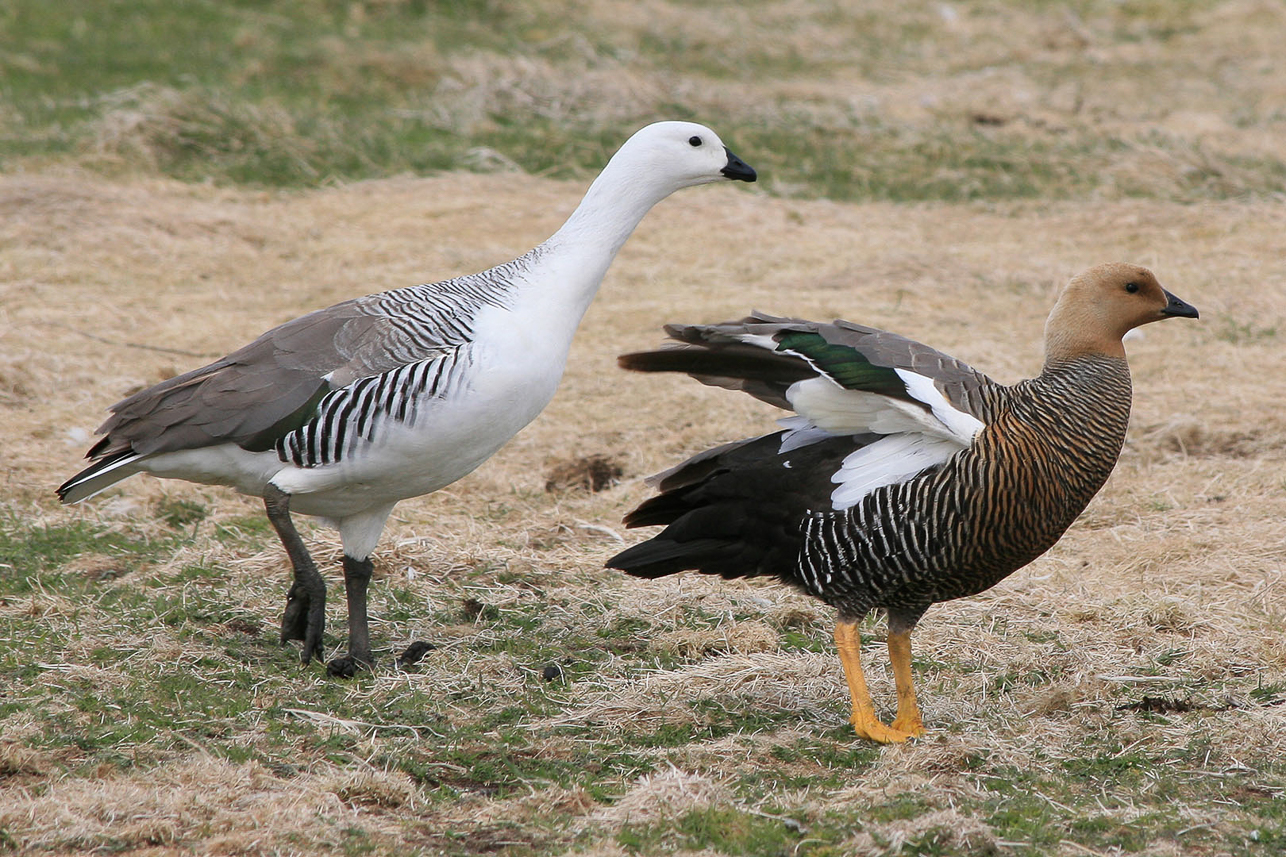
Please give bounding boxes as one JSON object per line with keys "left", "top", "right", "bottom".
{"left": 610, "top": 283, "right": 1191, "bottom": 626}
{"left": 266, "top": 261, "right": 535, "bottom": 468}
{"left": 608, "top": 263, "right": 1197, "bottom": 742}
{"left": 57, "top": 120, "right": 758, "bottom": 676}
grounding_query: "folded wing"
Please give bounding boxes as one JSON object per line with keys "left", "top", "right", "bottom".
{"left": 59, "top": 275, "right": 512, "bottom": 503}
{"left": 620, "top": 311, "right": 1001, "bottom": 510}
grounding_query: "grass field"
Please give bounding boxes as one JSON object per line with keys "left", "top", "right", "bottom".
{"left": 3, "top": 1, "right": 1286, "bottom": 855}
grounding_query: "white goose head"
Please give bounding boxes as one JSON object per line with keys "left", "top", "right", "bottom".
{"left": 547, "top": 120, "right": 756, "bottom": 259}
{"left": 606, "top": 120, "right": 757, "bottom": 194}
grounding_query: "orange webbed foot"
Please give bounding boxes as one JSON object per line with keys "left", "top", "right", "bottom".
{"left": 850, "top": 709, "right": 919, "bottom": 744}
{"left": 836, "top": 621, "right": 924, "bottom": 744}
{"left": 889, "top": 713, "right": 926, "bottom": 738}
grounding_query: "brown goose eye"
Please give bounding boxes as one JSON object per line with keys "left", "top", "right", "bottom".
{"left": 1125, "top": 282, "right": 1140, "bottom": 294}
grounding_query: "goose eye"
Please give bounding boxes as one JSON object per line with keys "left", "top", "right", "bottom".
{"left": 1125, "top": 282, "right": 1140, "bottom": 294}
{"left": 688, "top": 136, "right": 702, "bottom": 147}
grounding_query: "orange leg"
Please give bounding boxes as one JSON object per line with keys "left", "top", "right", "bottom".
{"left": 887, "top": 628, "right": 926, "bottom": 737}
{"left": 834, "top": 622, "right": 918, "bottom": 744}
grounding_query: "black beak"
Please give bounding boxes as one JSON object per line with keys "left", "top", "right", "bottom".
{"left": 1160, "top": 289, "right": 1199, "bottom": 319}
{"left": 720, "top": 147, "right": 757, "bottom": 182}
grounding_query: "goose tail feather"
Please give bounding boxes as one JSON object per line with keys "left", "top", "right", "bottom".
{"left": 57, "top": 451, "right": 145, "bottom": 505}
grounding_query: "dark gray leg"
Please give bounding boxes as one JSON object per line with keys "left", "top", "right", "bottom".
{"left": 326, "top": 555, "right": 374, "bottom": 678}
{"left": 264, "top": 484, "right": 326, "bottom": 664}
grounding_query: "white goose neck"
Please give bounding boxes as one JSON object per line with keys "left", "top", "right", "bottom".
{"left": 550, "top": 163, "right": 673, "bottom": 251}
{"left": 529, "top": 159, "right": 676, "bottom": 315}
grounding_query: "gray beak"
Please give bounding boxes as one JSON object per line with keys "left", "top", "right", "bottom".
{"left": 1161, "top": 289, "right": 1199, "bottom": 319}
{"left": 720, "top": 147, "right": 757, "bottom": 182}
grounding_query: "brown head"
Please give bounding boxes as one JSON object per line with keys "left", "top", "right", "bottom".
{"left": 1043, "top": 263, "right": 1198, "bottom": 365}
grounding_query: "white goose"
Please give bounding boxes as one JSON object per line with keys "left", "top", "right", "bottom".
{"left": 59, "top": 121, "right": 757, "bottom": 675}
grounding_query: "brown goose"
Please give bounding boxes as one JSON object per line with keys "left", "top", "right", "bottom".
{"left": 607, "top": 264, "right": 1198, "bottom": 743}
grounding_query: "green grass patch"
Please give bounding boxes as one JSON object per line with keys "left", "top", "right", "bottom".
{"left": 3, "top": 0, "right": 1284, "bottom": 202}
{"left": 618, "top": 806, "right": 806, "bottom": 856}
{"left": 212, "top": 513, "right": 273, "bottom": 547}
{"left": 155, "top": 497, "right": 208, "bottom": 529}
{"left": 0, "top": 517, "right": 166, "bottom": 581}
{"left": 974, "top": 753, "right": 1286, "bottom": 855}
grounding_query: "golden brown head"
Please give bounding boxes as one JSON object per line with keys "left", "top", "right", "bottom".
{"left": 1043, "top": 263, "right": 1198, "bottom": 364}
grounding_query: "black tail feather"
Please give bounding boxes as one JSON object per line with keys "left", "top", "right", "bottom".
{"left": 618, "top": 344, "right": 812, "bottom": 410}
{"left": 607, "top": 431, "right": 858, "bottom": 586}
{"left": 56, "top": 448, "right": 140, "bottom": 504}
{"left": 618, "top": 344, "right": 810, "bottom": 383}
{"left": 607, "top": 538, "right": 738, "bottom": 579}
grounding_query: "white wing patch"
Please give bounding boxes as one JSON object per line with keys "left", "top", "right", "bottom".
{"left": 777, "top": 415, "right": 833, "bottom": 453}
{"left": 763, "top": 340, "right": 988, "bottom": 507}
{"left": 830, "top": 433, "right": 961, "bottom": 510}
{"left": 894, "top": 368, "right": 985, "bottom": 443}
{"left": 734, "top": 332, "right": 781, "bottom": 351}
{"left": 777, "top": 369, "right": 984, "bottom": 511}
{"left": 783, "top": 376, "right": 939, "bottom": 440}
{"left": 783, "top": 371, "right": 983, "bottom": 444}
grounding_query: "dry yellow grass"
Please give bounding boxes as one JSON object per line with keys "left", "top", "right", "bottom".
{"left": 3, "top": 162, "right": 1284, "bottom": 853}
{"left": 4, "top": 2, "right": 1286, "bottom": 853}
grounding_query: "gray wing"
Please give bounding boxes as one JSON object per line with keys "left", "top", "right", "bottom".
{"left": 90, "top": 303, "right": 369, "bottom": 459}
{"left": 822, "top": 316, "right": 1001, "bottom": 421}
{"left": 621, "top": 311, "right": 1002, "bottom": 423}
{"left": 86, "top": 270, "right": 519, "bottom": 462}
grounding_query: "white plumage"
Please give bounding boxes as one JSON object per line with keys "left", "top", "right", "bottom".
{"left": 778, "top": 366, "right": 983, "bottom": 510}
{"left": 831, "top": 433, "right": 962, "bottom": 510}
{"left": 60, "top": 120, "right": 757, "bottom": 675}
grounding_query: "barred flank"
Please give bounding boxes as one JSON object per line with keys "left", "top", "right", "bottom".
{"left": 611, "top": 355, "right": 1134, "bottom": 624}
{"left": 793, "top": 355, "right": 1132, "bottom": 616}
{"left": 275, "top": 349, "right": 470, "bottom": 467}
{"left": 272, "top": 254, "right": 534, "bottom": 469}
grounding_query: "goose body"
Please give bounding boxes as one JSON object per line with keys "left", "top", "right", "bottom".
{"left": 114, "top": 267, "right": 581, "bottom": 529}
{"left": 60, "top": 120, "right": 757, "bottom": 674}
{"left": 609, "top": 264, "right": 1198, "bottom": 742}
